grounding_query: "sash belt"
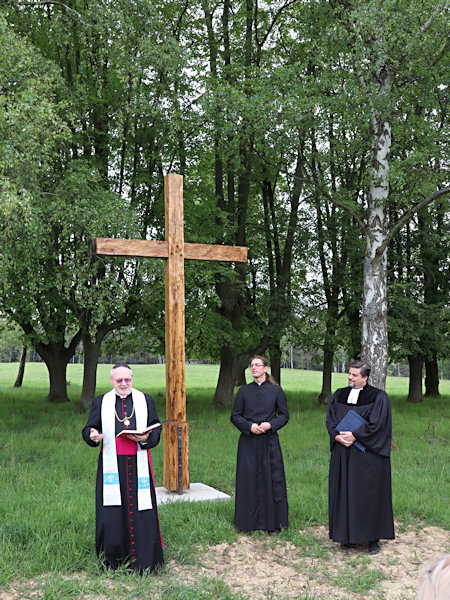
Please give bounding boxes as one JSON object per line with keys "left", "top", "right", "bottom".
{"left": 101, "top": 437, "right": 138, "bottom": 455}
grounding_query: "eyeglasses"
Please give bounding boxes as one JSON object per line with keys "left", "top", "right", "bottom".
{"left": 250, "top": 363, "right": 265, "bottom": 368}
{"left": 115, "top": 378, "right": 132, "bottom": 384}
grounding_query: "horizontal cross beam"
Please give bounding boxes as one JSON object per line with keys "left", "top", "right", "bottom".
{"left": 94, "top": 238, "right": 248, "bottom": 263}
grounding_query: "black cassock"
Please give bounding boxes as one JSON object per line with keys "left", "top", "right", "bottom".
{"left": 230, "top": 381, "right": 289, "bottom": 532}
{"left": 326, "top": 384, "right": 395, "bottom": 545}
{"left": 82, "top": 392, "right": 164, "bottom": 573}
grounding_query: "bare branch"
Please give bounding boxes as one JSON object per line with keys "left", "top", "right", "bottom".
{"left": 420, "top": 3, "right": 448, "bottom": 65}
{"left": 431, "top": 40, "right": 449, "bottom": 67}
{"left": 420, "top": 2, "right": 444, "bottom": 34}
{"left": 376, "top": 186, "right": 450, "bottom": 254}
{"left": 255, "top": 146, "right": 367, "bottom": 230}
{"left": 310, "top": 176, "right": 367, "bottom": 231}
{"left": 256, "top": 0, "right": 298, "bottom": 51}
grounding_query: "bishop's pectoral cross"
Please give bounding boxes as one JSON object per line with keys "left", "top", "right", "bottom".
{"left": 94, "top": 173, "right": 248, "bottom": 492}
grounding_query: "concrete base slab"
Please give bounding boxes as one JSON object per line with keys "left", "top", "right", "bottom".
{"left": 156, "top": 482, "right": 231, "bottom": 505}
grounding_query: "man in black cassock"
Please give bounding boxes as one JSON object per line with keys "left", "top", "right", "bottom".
{"left": 326, "top": 359, "right": 395, "bottom": 555}
{"left": 82, "top": 363, "right": 164, "bottom": 573}
{"left": 231, "top": 356, "right": 289, "bottom": 535}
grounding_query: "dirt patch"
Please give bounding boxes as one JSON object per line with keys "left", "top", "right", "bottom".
{"left": 1, "top": 523, "right": 449, "bottom": 599}
{"left": 166, "top": 523, "right": 449, "bottom": 599}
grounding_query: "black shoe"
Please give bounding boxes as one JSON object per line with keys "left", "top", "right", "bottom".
{"left": 340, "top": 543, "right": 354, "bottom": 549}
{"left": 268, "top": 529, "right": 281, "bottom": 536}
{"left": 369, "top": 540, "right": 380, "bottom": 555}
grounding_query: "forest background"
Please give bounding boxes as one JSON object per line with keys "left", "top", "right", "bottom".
{"left": 0, "top": 0, "right": 448, "bottom": 410}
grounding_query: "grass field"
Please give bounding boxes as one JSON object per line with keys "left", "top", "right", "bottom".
{"left": 0, "top": 363, "right": 448, "bottom": 598}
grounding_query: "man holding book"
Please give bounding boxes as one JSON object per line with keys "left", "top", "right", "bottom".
{"left": 82, "top": 363, "right": 163, "bottom": 573}
{"left": 326, "top": 360, "right": 395, "bottom": 555}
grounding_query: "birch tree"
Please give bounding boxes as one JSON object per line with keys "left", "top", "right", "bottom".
{"left": 320, "top": 0, "right": 449, "bottom": 388}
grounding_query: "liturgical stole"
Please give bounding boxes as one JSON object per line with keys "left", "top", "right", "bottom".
{"left": 101, "top": 388, "right": 153, "bottom": 511}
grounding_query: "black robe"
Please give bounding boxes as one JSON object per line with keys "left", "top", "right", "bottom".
{"left": 326, "top": 384, "right": 395, "bottom": 545}
{"left": 82, "top": 392, "right": 164, "bottom": 573}
{"left": 230, "top": 380, "right": 289, "bottom": 532}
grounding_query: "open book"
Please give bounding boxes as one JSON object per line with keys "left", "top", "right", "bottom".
{"left": 116, "top": 422, "right": 161, "bottom": 438}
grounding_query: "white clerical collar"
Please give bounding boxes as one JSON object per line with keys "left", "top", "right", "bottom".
{"left": 347, "top": 387, "right": 362, "bottom": 404}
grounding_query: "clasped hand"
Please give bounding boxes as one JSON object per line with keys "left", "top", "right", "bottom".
{"left": 251, "top": 422, "right": 272, "bottom": 435}
{"left": 336, "top": 431, "right": 356, "bottom": 447}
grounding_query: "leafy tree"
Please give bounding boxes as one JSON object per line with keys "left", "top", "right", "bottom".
{"left": 1, "top": 2, "right": 187, "bottom": 405}
{"left": 0, "top": 14, "right": 77, "bottom": 401}
{"left": 279, "top": 0, "right": 449, "bottom": 390}
{"left": 193, "top": 0, "right": 308, "bottom": 406}
{"left": 323, "top": 0, "right": 449, "bottom": 388}
{"left": 2, "top": 0, "right": 448, "bottom": 410}
{"left": 388, "top": 203, "right": 449, "bottom": 401}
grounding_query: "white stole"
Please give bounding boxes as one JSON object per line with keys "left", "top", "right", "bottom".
{"left": 101, "top": 388, "right": 153, "bottom": 511}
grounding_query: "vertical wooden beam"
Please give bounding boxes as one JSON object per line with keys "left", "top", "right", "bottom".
{"left": 163, "top": 173, "right": 189, "bottom": 490}
{"left": 94, "top": 172, "right": 247, "bottom": 492}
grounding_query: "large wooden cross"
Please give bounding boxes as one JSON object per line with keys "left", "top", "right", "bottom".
{"left": 94, "top": 173, "right": 247, "bottom": 491}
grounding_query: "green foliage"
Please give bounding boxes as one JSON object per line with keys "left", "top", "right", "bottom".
{"left": 0, "top": 319, "right": 24, "bottom": 361}
{"left": 0, "top": 0, "right": 448, "bottom": 405}
{"left": 0, "top": 5, "right": 176, "bottom": 397}
{"left": 388, "top": 201, "right": 449, "bottom": 364}
{"left": 0, "top": 15, "right": 69, "bottom": 197}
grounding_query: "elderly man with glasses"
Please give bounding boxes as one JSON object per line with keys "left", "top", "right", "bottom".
{"left": 82, "top": 363, "right": 163, "bottom": 574}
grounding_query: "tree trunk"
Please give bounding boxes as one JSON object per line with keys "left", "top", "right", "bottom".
{"left": 80, "top": 334, "right": 104, "bottom": 410}
{"left": 33, "top": 337, "right": 80, "bottom": 402}
{"left": 14, "top": 346, "right": 27, "bottom": 388}
{"left": 269, "top": 345, "right": 282, "bottom": 385}
{"left": 419, "top": 206, "right": 443, "bottom": 399}
{"left": 407, "top": 354, "right": 424, "bottom": 402}
{"left": 348, "top": 307, "right": 362, "bottom": 362}
{"left": 318, "top": 346, "right": 334, "bottom": 404}
{"left": 214, "top": 347, "right": 239, "bottom": 408}
{"left": 235, "top": 367, "right": 247, "bottom": 387}
{"left": 263, "top": 150, "right": 304, "bottom": 391}
{"left": 361, "top": 246, "right": 388, "bottom": 390}
{"left": 41, "top": 350, "right": 71, "bottom": 402}
{"left": 424, "top": 356, "right": 440, "bottom": 397}
{"left": 214, "top": 347, "right": 252, "bottom": 407}
{"left": 361, "top": 89, "right": 392, "bottom": 390}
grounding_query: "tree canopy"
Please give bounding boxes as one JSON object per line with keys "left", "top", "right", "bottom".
{"left": 0, "top": 1, "right": 448, "bottom": 405}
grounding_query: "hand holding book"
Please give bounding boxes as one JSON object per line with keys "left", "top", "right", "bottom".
{"left": 116, "top": 422, "right": 161, "bottom": 439}
{"left": 336, "top": 410, "right": 366, "bottom": 452}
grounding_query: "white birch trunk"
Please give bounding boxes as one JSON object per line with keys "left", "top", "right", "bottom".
{"left": 361, "top": 88, "right": 392, "bottom": 390}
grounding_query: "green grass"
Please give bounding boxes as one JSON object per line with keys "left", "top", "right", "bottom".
{"left": 324, "top": 554, "right": 384, "bottom": 593}
{"left": 0, "top": 363, "right": 449, "bottom": 598}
